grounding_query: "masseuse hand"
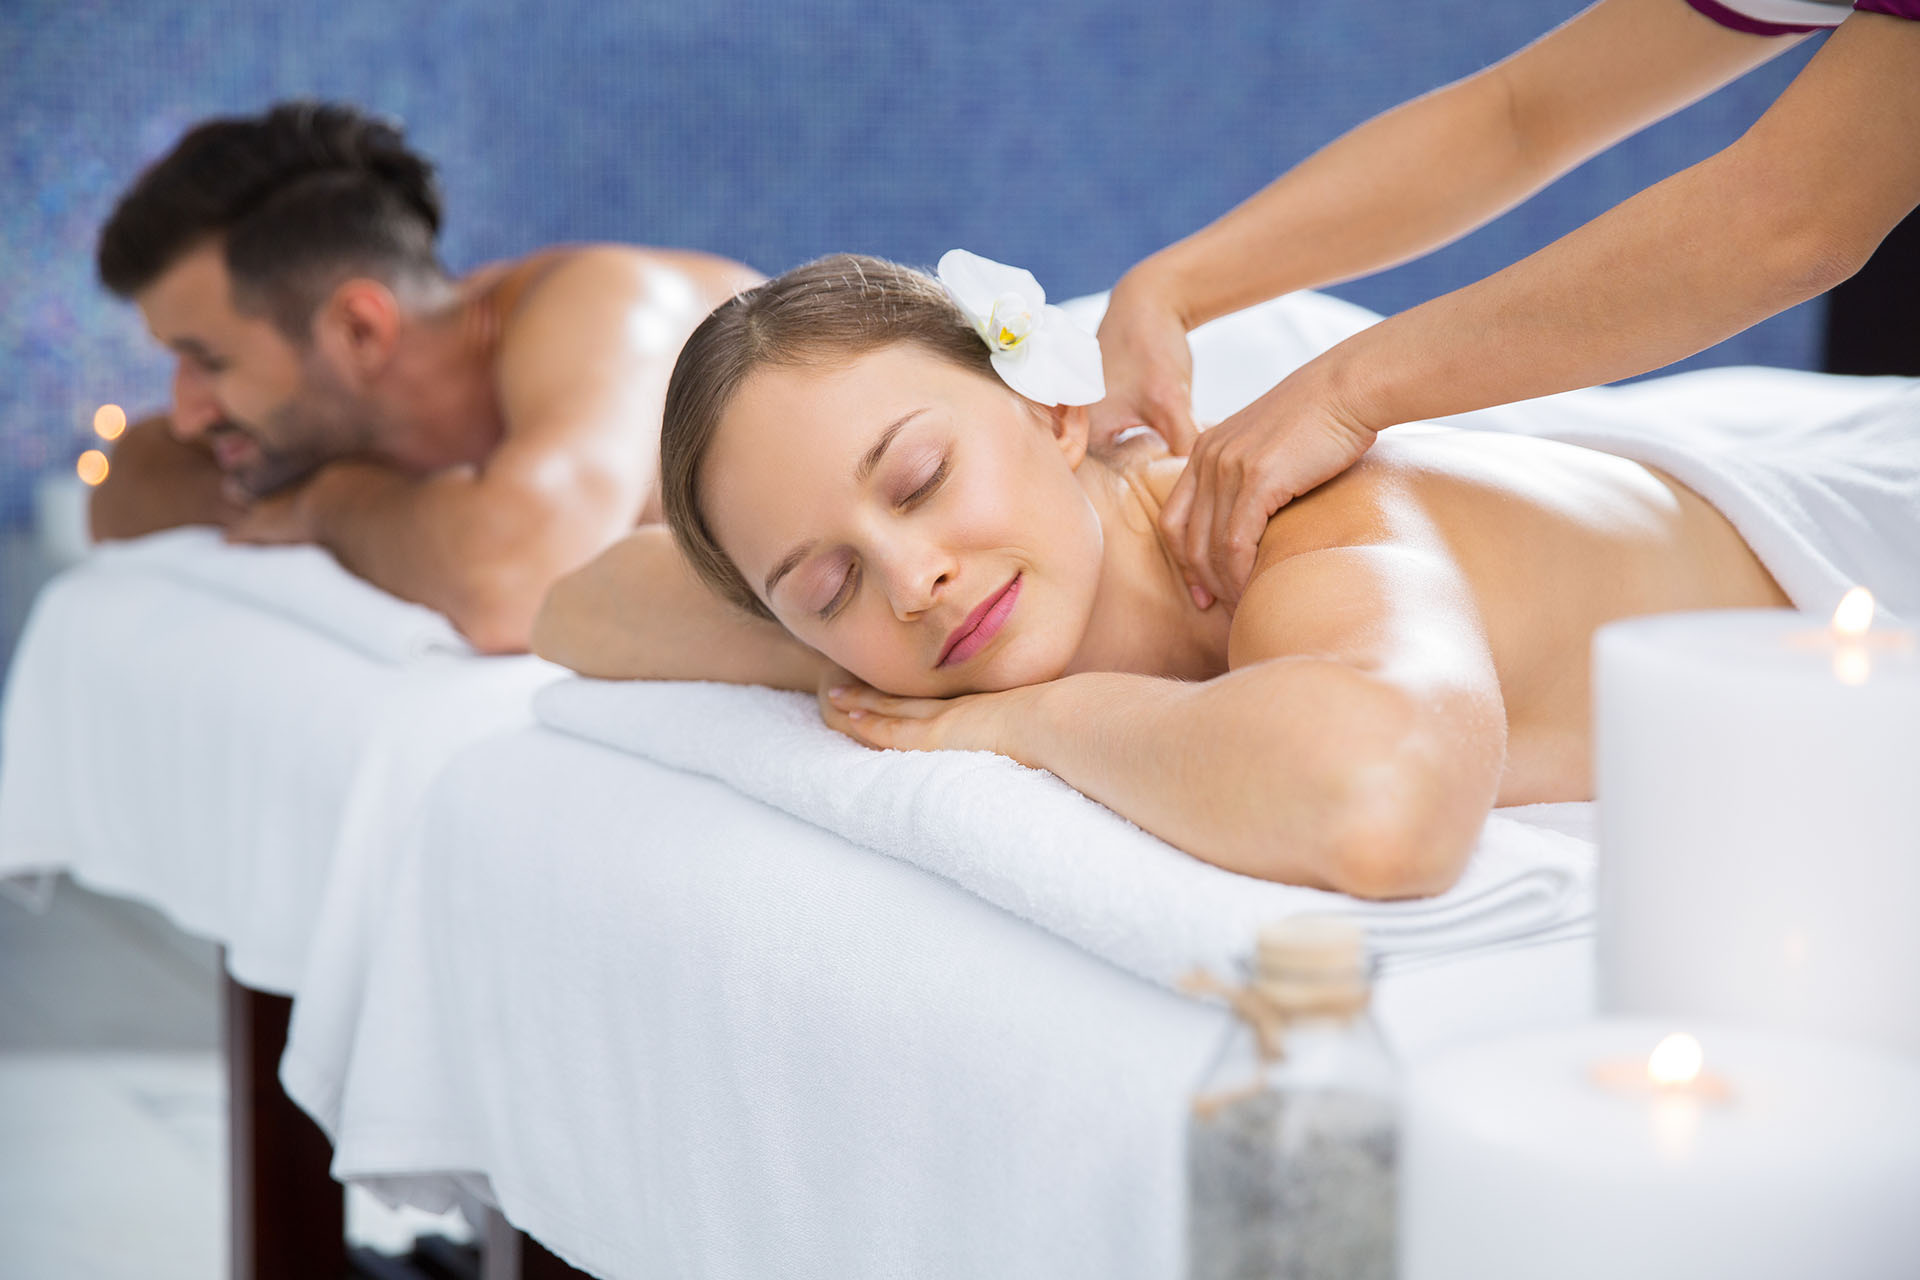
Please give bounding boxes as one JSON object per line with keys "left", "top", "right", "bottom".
{"left": 1089, "top": 265, "right": 1201, "bottom": 455}
{"left": 819, "top": 680, "right": 1039, "bottom": 763}
{"left": 1161, "top": 364, "right": 1378, "bottom": 606}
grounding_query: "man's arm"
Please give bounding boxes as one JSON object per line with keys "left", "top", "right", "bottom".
{"left": 824, "top": 543, "right": 1508, "bottom": 899}
{"left": 1094, "top": 0, "right": 1794, "bottom": 449}
{"left": 280, "top": 248, "right": 757, "bottom": 653}
{"left": 88, "top": 414, "right": 244, "bottom": 540}
{"left": 531, "top": 526, "right": 838, "bottom": 692}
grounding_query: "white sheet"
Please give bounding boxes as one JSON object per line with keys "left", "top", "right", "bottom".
{"left": 0, "top": 544, "right": 560, "bottom": 993}
{"left": 285, "top": 723, "right": 1594, "bottom": 1280}
{"left": 88, "top": 527, "right": 473, "bottom": 663}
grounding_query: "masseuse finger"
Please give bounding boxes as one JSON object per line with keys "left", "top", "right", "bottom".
{"left": 1179, "top": 435, "right": 1228, "bottom": 603}
{"left": 1222, "top": 482, "right": 1272, "bottom": 600}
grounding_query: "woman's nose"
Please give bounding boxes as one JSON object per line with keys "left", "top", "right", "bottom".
{"left": 169, "top": 365, "right": 222, "bottom": 439}
{"left": 881, "top": 544, "right": 956, "bottom": 622}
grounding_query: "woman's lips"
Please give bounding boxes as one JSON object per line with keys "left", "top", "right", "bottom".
{"left": 939, "top": 574, "right": 1022, "bottom": 668}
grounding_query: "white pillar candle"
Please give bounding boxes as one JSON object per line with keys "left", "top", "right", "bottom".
{"left": 1400, "top": 1020, "right": 1920, "bottom": 1280}
{"left": 1594, "top": 604, "right": 1920, "bottom": 1058}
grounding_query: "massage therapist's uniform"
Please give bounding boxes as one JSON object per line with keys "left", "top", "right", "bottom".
{"left": 1684, "top": 0, "right": 1917, "bottom": 34}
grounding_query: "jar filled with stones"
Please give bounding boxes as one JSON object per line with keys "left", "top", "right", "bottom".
{"left": 1187, "top": 915, "right": 1398, "bottom": 1280}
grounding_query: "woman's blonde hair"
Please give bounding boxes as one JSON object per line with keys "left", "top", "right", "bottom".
{"left": 661, "top": 253, "right": 993, "bottom": 619}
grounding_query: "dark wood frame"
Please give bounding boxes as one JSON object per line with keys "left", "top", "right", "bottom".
{"left": 222, "top": 972, "right": 593, "bottom": 1280}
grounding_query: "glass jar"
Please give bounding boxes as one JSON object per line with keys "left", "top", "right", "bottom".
{"left": 1186, "top": 916, "right": 1399, "bottom": 1280}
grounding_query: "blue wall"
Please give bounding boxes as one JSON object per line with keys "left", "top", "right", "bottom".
{"left": 1, "top": 0, "right": 1822, "bottom": 529}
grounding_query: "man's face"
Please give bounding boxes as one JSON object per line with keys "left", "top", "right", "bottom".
{"left": 136, "top": 242, "right": 370, "bottom": 497}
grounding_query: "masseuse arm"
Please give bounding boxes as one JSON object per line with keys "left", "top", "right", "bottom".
{"left": 1093, "top": 0, "right": 1792, "bottom": 452}
{"left": 1170, "top": 10, "right": 1920, "bottom": 603}
{"left": 826, "top": 543, "right": 1507, "bottom": 899}
{"left": 245, "top": 250, "right": 714, "bottom": 653}
{"left": 532, "top": 527, "right": 839, "bottom": 691}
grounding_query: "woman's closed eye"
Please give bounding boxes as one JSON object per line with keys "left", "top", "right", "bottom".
{"left": 818, "top": 453, "right": 951, "bottom": 621}
{"left": 897, "top": 455, "right": 949, "bottom": 509}
{"left": 820, "top": 562, "right": 859, "bottom": 620}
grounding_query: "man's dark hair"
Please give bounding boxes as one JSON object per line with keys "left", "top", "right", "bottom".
{"left": 97, "top": 100, "right": 447, "bottom": 338}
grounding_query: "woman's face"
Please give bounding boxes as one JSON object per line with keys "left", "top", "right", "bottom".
{"left": 702, "top": 343, "right": 1105, "bottom": 696}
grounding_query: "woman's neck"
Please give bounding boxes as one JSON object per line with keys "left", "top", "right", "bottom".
{"left": 1065, "top": 450, "right": 1233, "bottom": 682}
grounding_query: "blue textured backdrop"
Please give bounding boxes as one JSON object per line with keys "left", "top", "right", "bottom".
{"left": 1, "top": 0, "right": 1822, "bottom": 530}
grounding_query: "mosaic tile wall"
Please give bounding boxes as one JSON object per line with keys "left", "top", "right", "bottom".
{"left": 1, "top": 0, "right": 1821, "bottom": 530}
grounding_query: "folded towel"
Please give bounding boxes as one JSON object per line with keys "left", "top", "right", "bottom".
{"left": 534, "top": 678, "right": 1594, "bottom": 988}
{"left": 88, "top": 527, "right": 472, "bottom": 663}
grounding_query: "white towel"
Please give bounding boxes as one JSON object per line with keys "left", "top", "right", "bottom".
{"left": 0, "top": 554, "right": 559, "bottom": 992}
{"left": 533, "top": 678, "right": 1594, "bottom": 988}
{"left": 1475, "top": 370, "right": 1920, "bottom": 623}
{"left": 88, "top": 527, "right": 472, "bottom": 663}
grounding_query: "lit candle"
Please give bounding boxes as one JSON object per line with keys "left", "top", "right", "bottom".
{"left": 1594, "top": 599, "right": 1920, "bottom": 1058}
{"left": 1401, "top": 1020, "right": 1920, "bottom": 1279}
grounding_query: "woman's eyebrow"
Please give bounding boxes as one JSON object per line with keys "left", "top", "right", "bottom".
{"left": 855, "top": 408, "right": 927, "bottom": 482}
{"left": 768, "top": 408, "right": 930, "bottom": 598}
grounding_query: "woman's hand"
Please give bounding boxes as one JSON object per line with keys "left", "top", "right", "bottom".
{"left": 1160, "top": 361, "right": 1378, "bottom": 607}
{"left": 818, "top": 680, "right": 1041, "bottom": 762}
{"left": 1089, "top": 264, "right": 1201, "bottom": 455}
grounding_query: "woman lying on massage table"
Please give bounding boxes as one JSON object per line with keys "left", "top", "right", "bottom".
{"left": 532, "top": 252, "right": 1790, "bottom": 901}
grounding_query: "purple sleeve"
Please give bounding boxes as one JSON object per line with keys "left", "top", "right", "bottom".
{"left": 1853, "top": 0, "right": 1920, "bottom": 18}
{"left": 1684, "top": 0, "right": 1831, "bottom": 34}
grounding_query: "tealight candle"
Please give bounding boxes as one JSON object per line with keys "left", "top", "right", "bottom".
{"left": 1401, "top": 1020, "right": 1920, "bottom": 1279}
{"left": 1594, "top": 598, "right": 1920, "bottom": 1058}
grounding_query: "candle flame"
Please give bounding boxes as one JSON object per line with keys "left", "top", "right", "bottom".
{"left": 1832, "top": 587, "right": 1875, "bottom": 637}
{"left": 92, "top": 403, "right": 127, "bottom": 441}
{"left": 1647, "top": 1033, "right": 1703, "bottom": 1087}
{"left": 76, "top": 449, "right": 110, "bottom": 487}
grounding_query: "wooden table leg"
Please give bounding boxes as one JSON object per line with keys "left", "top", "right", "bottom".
{"left": 223, "top": 969, "right": 347, "bottom": 1280}
{"left": 519, "top": 1231, "right": 598, "bottom": 1280}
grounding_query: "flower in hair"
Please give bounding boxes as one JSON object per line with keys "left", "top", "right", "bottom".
{"left": 937, "top": 249, "right": 1105, "bottom": 407}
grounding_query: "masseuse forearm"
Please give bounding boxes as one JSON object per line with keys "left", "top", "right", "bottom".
{"left": 1327, "top": 14, "right": 1920, "bottom": 431}
{"left": 1325, "top": 142, "right": 1861, "bottom": 431}
{"left": 1147, "top": 74, "right": 1545, "bottom": 328}
{"left": 1017, "top": 662, "right": 1475, "bottom": 898}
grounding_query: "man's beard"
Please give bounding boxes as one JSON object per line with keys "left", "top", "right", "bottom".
{"left": 207, "top": 421, "right": 334, "bottom": 499}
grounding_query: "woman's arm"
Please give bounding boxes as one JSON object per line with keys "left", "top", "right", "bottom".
{"left": 825, "top": 543, "right": 1506, "bottom": 899}
{"left": 532, "top": 526, "right": 839, "bottom": 691}
{"left": 1093, "top": 0, "right": 1793, "bottom": 450}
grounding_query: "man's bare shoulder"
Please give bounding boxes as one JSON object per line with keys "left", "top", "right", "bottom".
{"left": 495, "top": 243, "right": 760, "bottom": 339}
{"left": 486, "top": 244, "right": 761, "bottom": 438}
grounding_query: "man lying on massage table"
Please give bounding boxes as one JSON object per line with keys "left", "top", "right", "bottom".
{"left": 533, "top": 253, "right": 1916, "bottom": 901}
{"left": 88, "top": 99, "right": 761, "bottom": 652}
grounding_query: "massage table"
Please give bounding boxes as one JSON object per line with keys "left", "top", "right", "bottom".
{"left": 5, "top": 289, "right": 1912, "bottom": 1279}
{"left": 0, "top": 535, "right": 566, "bottom": 1278}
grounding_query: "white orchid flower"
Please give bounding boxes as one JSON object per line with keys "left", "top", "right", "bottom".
{"left": 936, "top": 249, "right": 1105, "bottom": 407}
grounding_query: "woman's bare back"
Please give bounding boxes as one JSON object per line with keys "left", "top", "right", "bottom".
{"left": 1159, "top": 425, "right": 1790, "bottom": 804}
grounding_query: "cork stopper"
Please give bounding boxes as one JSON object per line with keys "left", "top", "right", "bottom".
{"left": 1253, "top": 916, "right": 1371, "bottom": 1019}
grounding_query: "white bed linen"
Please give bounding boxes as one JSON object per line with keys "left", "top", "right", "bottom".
{"left": 0, "top": 548, "right": 560, "bottom": 993}
{"left": 285, "top": 724, "right": 1593, "bottom": 1280}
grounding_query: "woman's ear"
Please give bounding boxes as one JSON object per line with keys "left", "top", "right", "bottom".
{"left": 1047, "top": 403, "right": 1091, "bottom": 470}
{"left": 311, "top": 278, "right": 402, "bottom": 388}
